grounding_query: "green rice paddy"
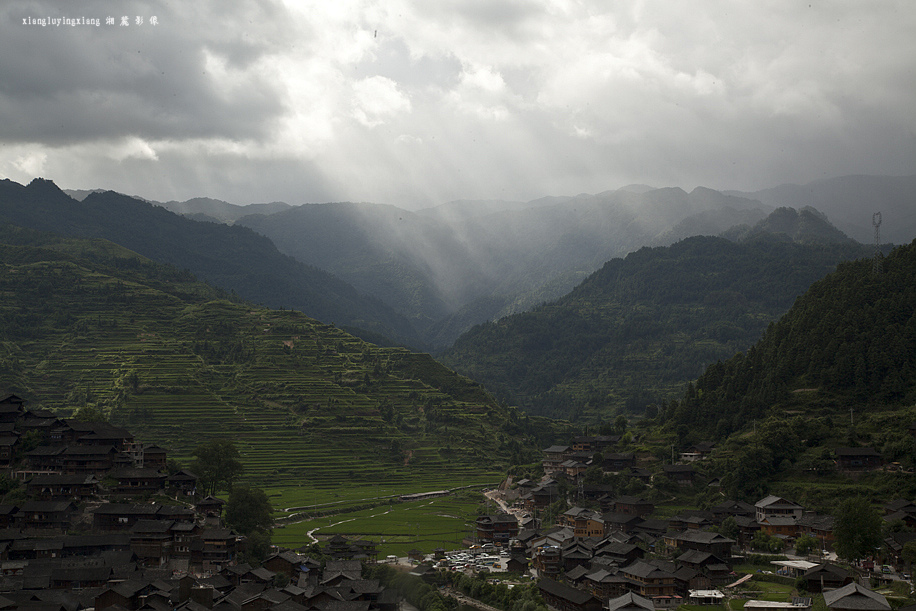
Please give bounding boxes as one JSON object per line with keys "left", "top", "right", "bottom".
{"left": 272, "top": 491, "right": 485, "bottom": 556}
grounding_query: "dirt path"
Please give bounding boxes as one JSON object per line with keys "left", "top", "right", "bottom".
{"left": 303, "top": 506, "right": 394, "bottom": 543}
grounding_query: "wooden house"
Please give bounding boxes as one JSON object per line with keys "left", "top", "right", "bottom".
{"left": 0, "top": 395, "right": 25, "bottom": 424}
{"left": 167, "top": 469, "right": 199, "bottom": 496}
{"left": 620, "top": 561, "right": 678, "bottom": 599}
{"left": 26, "top": 473, "right": 99, "bottom": 501}
{"left": 755, "top": 496, "right": 804, "bottom": 523}
{"left": 110, "top": 467, "right": 167, "bottom": 495}
{"left": 823, "top": 582, "right": 889, "bottom": 611}
{"left": 60, "top": 444, "right": 118, "bottom": 475}
{"left": 476, "top": 513, "right": 519, "bottom": 543}
{"left": 607, "top": 592, "right": 655, "bottom": 611}
{"left": 834, "top": 448, "right": 884, "bottom": 472}
{"left": 539, "top": 577, "right": 603, "bottom": 611}
{"left": 141, "top": 444, "right": 168, "bottom": 470}
{"left": 665, "top": 530, "right": 734, "bottom": 560}
{"left": 92, "top": 503, "right": 162, "bottom": 531}
{"left": 613, "top": 496, "right": 654, "bottom": 517}
{"left": 0, "top": 436, "right": 19, "bottom": 468}
{"left": 543, "top": 445, "right": 572, "bottom": 475}
{"left": 797, "top": 513, "right": 835, "bottom": 550}
{"left": 802, "top": 564, "right": 853, "bottom": 593}
{"left": 661, "top": 465, "right": 696, "bottom": 486}
{"left": 14, "top": 500, "right": 76, "bottom": 530}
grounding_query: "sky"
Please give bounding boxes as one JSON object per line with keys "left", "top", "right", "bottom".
{"left": 1, "top": 0, "right": 914, "bottom": 210}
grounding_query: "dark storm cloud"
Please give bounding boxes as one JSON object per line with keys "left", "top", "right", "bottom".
{"left": 0, "top": 0, "right": 293, "bottom": 145}
{"left": 0, "top": 1, "right": 914, "bottom": 208}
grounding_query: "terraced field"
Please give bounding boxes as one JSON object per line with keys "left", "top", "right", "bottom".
{"left": 0, "top": 232, "right": 552, "bottom": 493}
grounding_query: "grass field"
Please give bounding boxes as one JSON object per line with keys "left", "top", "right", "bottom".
{"left": 266, "top": 476, "right": 500, "bottom": 516}
{"left": 272, "top": 490, "right": 486, "bottom": 556}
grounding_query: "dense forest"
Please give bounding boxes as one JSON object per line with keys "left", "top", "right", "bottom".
{"left": 664, "top": 239, "right": 916, "bottom": 441}
{"left": 440, "top": 235, "right": 874, "bottom": 421}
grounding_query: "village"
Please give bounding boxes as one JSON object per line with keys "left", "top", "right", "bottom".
{"left": 0, "top": 389, "right": 914, "bottom": 611}
{"left": 0, "top": 393, "right": 405, "bottom": 609}
{"left": 450, "top": 436, "right": 915, "bottom": 611}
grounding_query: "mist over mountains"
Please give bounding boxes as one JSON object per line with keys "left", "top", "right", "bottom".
{"left": 37, "top": 173, "right": 915, "bottom": 354}
{"left": 728, "top": 174, "right": 916, "bottom": 245}
{"left": 0, "top": 178, "right": 420, "bottom": 346}
{"left": 153, "top": 174, "right": 910, "bottom": 349}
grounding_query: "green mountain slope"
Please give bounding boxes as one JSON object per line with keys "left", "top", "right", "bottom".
{"left": 666, "top": 238, "right": 916, "bottom": 440}
{"left": 0, "top": 225, "right": 561, "bottom": 487}
{"left": 439, "top": 235, "right": 873, "bottom": 421}
{"left": 724, "top": 206, "right": 859, "bottom": 245}
{"left": 0, "top": 178, "right": 419, "bottom": 346}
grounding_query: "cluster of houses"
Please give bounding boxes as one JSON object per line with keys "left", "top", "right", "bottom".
{"left": 0, "top": 554, "right": 399, "bottom": 611}
{"left": 472, "top": 491, "right": 902, "bottom": 611}
{"left": 0, "top": 393, "right": 406, "bottom": 610}
{"left": 535, "top": 581, "right": 892, "bottom": 611}
{"left": 464, "top": 436, "right": 913, "bottom": 611}
{"left": 538, "top": 437, "right": 889, "bottom": 490}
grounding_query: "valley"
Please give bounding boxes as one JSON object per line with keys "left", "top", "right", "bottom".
{"left": 0, "top": 174, "right": 914, "bottom": 610}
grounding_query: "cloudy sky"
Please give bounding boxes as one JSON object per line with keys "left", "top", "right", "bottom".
{"left": 1, "top": 0, "right": 914, "bottom": 209}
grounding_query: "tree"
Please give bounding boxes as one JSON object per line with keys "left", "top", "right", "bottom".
{"left": 225, "top": 485, "right": 273, "bottom": 537}
{"left": 902, "top": 540, "right": 916, "bottom": 570}
{"left": 795, "top": 534, "right": 818, "bottom": 556}
{"left": 191, "top": 439, "right": 244, "bottom": 496}
{"left": 72, "top": 404, "right": 107, "bottom": 422}
{"left": 752, "top": 530, "right": 783, "bottom": 553}
{"left": 718, "top": 516, "right": 739, "bottom": 541}
{"left": 165, "top": 458, "right": 183, "bottom": 476}
{"left": 833, "top": 497, "right": 883, "bottom": 562}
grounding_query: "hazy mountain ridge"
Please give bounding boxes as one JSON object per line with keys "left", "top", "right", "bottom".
{"left": 156, "top": 197, "right": 293, "bottom": 224}
{"left": 728, "top": 174, "right": 916, "bottom": 244}
{"left": 438, "top": 216, "right": 875, "bottom": 421}
{"left": 723, "top": 206, "right": 858, "bottom": 245}
{"left": 235, "top": 185, "right": 774, "bottom": 347}
{"left": 1, "top": 178, "right": 420, "bottom": 346}
{"left": 55, "top": 174, "right": 914, "bottom": 351}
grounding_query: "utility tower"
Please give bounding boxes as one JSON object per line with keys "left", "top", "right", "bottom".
{"left": 873, "top": 212, "right": 882, "bottom": 275}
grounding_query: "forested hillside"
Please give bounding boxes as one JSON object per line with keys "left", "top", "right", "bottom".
{"left": 0, "top": 178, "right": 419, "bottom": 346}
{"left": 0, "top": 224, "right": 565, "bottom": 487}
{"left": 440, "top": 235, "right": 873, "bottom": 421}
{"left": 665, "top": 238, "right": 916, "bottom": 441}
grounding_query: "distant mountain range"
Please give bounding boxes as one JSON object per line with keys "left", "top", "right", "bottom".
{"left": 728, "top": 174, "right": 916, "bottom": 245}
{"left": 231, "top": 186, "right": 770, "bottom": 347}
{"left": 49, "top": 173, "right": 916, "bottom": 351}
{"left": 1, "top": 178, "right": 420, "bottom": 346}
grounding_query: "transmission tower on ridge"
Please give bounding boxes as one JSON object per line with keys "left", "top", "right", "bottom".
{"left": 873, "top": 212, "right": 882, "bottom": 275}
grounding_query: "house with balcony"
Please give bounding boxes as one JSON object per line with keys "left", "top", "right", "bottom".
{"left": 476, "top": 513, "right": 519, "bottom": 543}
{"left": 755, "top": 496, "right": 804, "bottom": 523}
